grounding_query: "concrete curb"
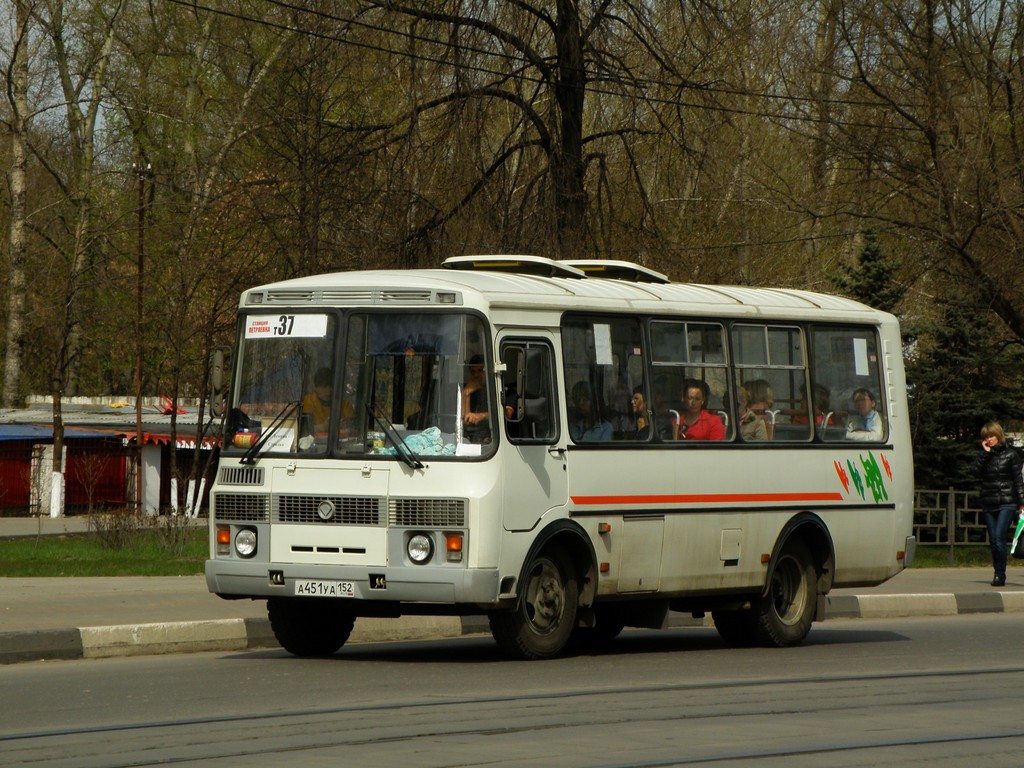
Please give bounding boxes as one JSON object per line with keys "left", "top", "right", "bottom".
{"left": 0, "top": 616, "right": 473, "bottom": 665}
{"left": 3, "top": 593, "right": 1023, "bottom": 665}
{"left": 824, "top": 591, "right": 1024, "bottom": 619}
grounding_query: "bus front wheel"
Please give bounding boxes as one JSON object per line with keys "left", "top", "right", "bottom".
{"left": 268, "top": 597, "right": 355, "bottom": 657}
{"left": 489, "top": 546, "right": 578, "bottom": 660}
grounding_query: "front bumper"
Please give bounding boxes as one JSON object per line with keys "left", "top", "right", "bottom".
{"left": 205, "top": 559, "right": 501, "bottom": 608}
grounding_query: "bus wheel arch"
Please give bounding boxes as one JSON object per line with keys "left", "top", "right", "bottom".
{"left": 713, "top": 513, "right": 834, "bottom": 648}
{"left": 488, "top": 521, "right": 596, "bottom": 660}
{"left": 757, "top": 513, "right": 835, "bottom": 645}
{"left": 767, "top": 513, "right": 835, "bottom": 604}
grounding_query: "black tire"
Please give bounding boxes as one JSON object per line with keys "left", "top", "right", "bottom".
{"left": 714, "top": 539, "right": 817, "bottom": 648}
{"left": 569, "top": 606, "right": 625, "bottom": 653}
{"left": 268, "top": 597, "right": 356, "bottom": 657}
{"left": 753, "top": 538, "right": 817, "bottom": 647}
{"left": 711, "top": 609, "right": 756, "bottom": 647}
{"left": 489, "top": 546, "right": 579, "bottom": 660}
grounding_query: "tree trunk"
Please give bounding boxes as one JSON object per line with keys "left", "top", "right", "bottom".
{"left": 553, "top": 0, "right": 587, "bottom": 259}
{"left": 3, "top": 0, "right": 31, "bottom": 408}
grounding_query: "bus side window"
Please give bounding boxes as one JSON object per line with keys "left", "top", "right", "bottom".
{"left": 731, "top": 324, "right": 809, "bottom": 443}
{"left": 502, "top": 342, "right": 557, "bottom": 443}
{"left": 809, "top": 326, "right": 886, "bottom": 443}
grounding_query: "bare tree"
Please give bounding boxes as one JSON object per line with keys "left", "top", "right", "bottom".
{"left": 2, "top": 0, "right": 33, "bottom": 408}
{"left": 831, "top": 0, "right": 1024, "bottom": 334}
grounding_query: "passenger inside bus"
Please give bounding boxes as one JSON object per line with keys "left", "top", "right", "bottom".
{"left": 570, "top": 381, "right": 613, "bottom": 441}
{"left": 674, "top": 379, "right": 725, "bottom": 441}
{"left": 302, "top": 367, "right": 334, "bottom": 433}
{"left": 745, "top": 378, "right": 775, "bottom": 439}
{"left": 846, "top": 387, "right": 884, "bottom": 441}
{"left": 629, "top": 386, "right": 651, "bottom": 440}
{"left": 737, "top": 385, "right": 768, "bottom": 441}
{"left": 462, "top": 354, "right": 493, "bottom": 443}
{"left": 790, "top": 382, "right": 831, "bottom": 427}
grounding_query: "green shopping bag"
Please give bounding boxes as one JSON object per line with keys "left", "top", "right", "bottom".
{"left": 1012, "top": 515, "right": 1024, "bottom": 560}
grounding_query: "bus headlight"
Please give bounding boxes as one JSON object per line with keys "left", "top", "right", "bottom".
{"left": 234, "top": 528, "right": 257, "bottom": 558}
{"left": 407, "top": 533, "right": 434, "bottom": 564}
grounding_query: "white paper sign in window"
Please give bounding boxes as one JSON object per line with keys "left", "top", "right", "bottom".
{"left": 853, "top": 337, "right": 869, "bottom": 376}
{"left": 594, "top": 324, "right": 613, "bottom": 366}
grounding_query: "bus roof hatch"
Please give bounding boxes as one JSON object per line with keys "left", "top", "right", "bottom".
{"left": 560, "top": 260, "right": 670, "bottom": 284}
{"left": 441, "top": 255, "right": 587, "bottom": 279}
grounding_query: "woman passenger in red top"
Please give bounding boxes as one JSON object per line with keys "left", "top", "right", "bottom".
{"left": 674, "top": 380, "right": 725, "bottom": 441}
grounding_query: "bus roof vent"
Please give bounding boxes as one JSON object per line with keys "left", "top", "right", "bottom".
{"left": 442, "top": 255, "right": 586, "bottom": 279}
{"left": 560, "top": 260, "right": 670, "bottom": 284}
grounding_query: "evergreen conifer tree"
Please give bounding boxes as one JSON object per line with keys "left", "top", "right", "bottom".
{"left": 831, "top": 230, "right": 903, "bottom": 312}
{"left": 906, "top": 293, "right": 1024, "bottom": 489}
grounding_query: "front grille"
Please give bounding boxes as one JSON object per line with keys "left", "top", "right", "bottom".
{"left": 214, "top": 493, "right": 270, "bottom": 522}
{"left": 274, "top": 495, "right": 385, "bottom": 525}
{"left": 389, "top": 498, "right": 467, "bottom": 527}
{"left": 219, "top": 466, "right": 265, "bottom": 486}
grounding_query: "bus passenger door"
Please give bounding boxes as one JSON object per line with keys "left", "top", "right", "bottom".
{"left": 498, "top": 337, "right": 568, "bottom": 531}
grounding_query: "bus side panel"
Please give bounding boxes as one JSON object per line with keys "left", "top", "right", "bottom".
{"left": 566, "top": 445, "right": 910, "bottom": 598}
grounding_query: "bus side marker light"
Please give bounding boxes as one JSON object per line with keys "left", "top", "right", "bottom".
{"left": 446, "top": 534, "right": 464, "bottom": 563}
{"left": 600, "top": 562, "right": 610, "bottom": 573}
{"left": 598, "top": 523, "right": 612, "bottom": 534}
{"left": 897, "top": 550, "right": 905, "bottom": 561}
{"left": 760, "top": 553, "right": 771, "bottom": 565}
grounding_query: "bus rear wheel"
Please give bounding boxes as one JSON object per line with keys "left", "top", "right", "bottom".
{"left": 713, "top": 539, "right": 817, "bottom": 648}
{"left": 268, "top": 597, "right": 355, "bottom": 657}
{"left": 489, "top": 546, "right": 578, "bottom": 660}
{"left": 757, "top": 538, "right": 816, "bottom": 646}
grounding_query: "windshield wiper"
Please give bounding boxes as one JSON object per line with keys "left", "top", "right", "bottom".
{"left": 366, "top": 403, "right": 424, "bottom": 469}
{"left": 240, "top": 401, "right": 301, "bottom": 465}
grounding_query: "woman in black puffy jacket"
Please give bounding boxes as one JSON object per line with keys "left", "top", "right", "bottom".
{"left": 971, "top": 421, "right": 1024, "bottom": 587}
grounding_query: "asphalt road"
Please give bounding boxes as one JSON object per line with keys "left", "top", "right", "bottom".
{"left": 3, "top": 614, "right": 1024, "bottom": 767}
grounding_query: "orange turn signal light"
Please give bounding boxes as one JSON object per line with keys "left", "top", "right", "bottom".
{"left": 445, "top": 534, "right": 464, "bottom": 563}
{"left": 217, "top": 527, "right": 231, "bottom": 545}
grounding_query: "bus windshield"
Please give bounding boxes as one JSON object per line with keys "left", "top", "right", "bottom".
{"left": 224, "top": 311, "right": 495, "bottom": 460}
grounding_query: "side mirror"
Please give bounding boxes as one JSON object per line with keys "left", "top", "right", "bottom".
{"left": 210, "top": 346, "right": 231, "bottom": 419}
{"left": 500, "top": 346, "right": 525, "bottom": 421}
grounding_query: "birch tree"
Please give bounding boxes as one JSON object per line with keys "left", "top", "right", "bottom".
{"left": 1, "top": 0, "right": 34, "bottom": 408}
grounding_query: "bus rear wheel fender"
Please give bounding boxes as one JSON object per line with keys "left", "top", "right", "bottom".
{"left": 488, "top": 545, "right": 579, "bottom": 660}
{"left": 268, "top": 597, "right": 356, "bottom": 657}
{"left": 713, "top": 537, "right": 817, "bottom": 648}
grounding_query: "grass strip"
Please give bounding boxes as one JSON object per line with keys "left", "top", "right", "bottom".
{"left": 0, "top": 529, "right": 207, "bottom": 577}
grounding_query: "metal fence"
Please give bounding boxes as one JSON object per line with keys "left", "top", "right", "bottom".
{"left": 913, "top": 488, "right": 989, "bottom": 547}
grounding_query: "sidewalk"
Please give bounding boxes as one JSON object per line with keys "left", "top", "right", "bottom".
{"left": 2, "top": 517, "right": 1023, "bottom": 664}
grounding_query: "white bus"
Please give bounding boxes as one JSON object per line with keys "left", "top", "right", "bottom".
{"left": 206, "top": 255, "right": 915, "bottom": 659}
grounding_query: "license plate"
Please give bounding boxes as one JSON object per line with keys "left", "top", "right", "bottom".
{"left": 294, "top": 579, "right": 355, "bottom": 597}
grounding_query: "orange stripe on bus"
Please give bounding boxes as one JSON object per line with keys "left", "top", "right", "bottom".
{"left": 570, "top": 492, "right": 845, "bottom": 505}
